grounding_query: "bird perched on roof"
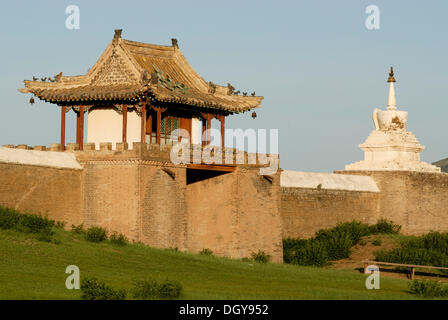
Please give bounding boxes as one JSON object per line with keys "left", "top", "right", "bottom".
{"left": 243, "top": 92, "right": 247, "bottom": 96}
{"left": 234, "top": 90, "right": 240, "bottom": 95}
{"left": 54, "top": 72, "right": 63, "bottom": 82}
{"left": 227, "top": 83, "right": 235, "bottom": 95}
{"left": 32, "top": 76, "right": 38, "bottom": 81}
{"left": 48, "top": 77, "right": 55, "bottom": 82}
{"left": 251, "top": 91, "right": 255, "bottom": 96}
{"left": 40, "top": 77, "right": 47, "bottom": 82}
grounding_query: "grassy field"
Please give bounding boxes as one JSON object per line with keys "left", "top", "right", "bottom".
{"left": 0, "top": 227, "right": 436, "bottom": 300}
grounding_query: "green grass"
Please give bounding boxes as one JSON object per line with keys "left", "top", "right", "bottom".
{"left": 0, "top": 228, "right": 439, "bottom": 300}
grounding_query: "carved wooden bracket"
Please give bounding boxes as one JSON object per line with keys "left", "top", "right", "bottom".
{"left": 71, "top": 105, "right": 92, "bottom": 113}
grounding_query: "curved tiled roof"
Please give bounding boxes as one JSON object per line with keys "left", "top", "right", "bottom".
{"left": 19, "top": 30, "right": 263, "bottom": 113}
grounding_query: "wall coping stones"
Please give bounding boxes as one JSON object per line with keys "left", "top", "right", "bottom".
{"left": 0, "top": 147, "right": 82, "bottom": 170}
{"left": 280, "top": 170, "right": 379, "bottom": 192}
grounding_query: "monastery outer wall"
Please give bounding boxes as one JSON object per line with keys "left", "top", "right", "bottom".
{"left": 281, "top": 187, "right": 380, "bottom": 239}
{"left": 73, "top": 143, "right": 283, "bottom": 261}
{"left": 185, "top": 170, "right": 237, "bottom": 256}
{"left": 280, "top": 169, "right": 448, "bottom": 240}
{"left": 0, "top": 144, "right": 282, "bottom": 261}
{"left": 337, "top": 170, "right": 448, "bottom": 235}
{"left": 139, "top": 165, "right": 188, "bottom": 250}
{"left": 280, "top": 171, "right": 380, "bottom": 239}
{"left": 81, "top": 161, "right": 141, "bottom": 238}
{"left": 234, "top": 168, "right": 283, "bottom": 262}
{"left": 185, "top": 167, "right": 283, "bottom": 263}
{"left": 0, "top": 162, "right": 83, "bottom": 225}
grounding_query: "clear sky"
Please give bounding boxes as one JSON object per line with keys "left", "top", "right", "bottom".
{"left": 0, "top": 0, "right": 447, "bottom": 172}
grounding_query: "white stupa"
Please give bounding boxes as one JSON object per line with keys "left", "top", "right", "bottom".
{"left": 345, "top": 67, "right": 440, "bottom": 172}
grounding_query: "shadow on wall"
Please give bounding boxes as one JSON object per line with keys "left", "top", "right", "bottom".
{"left": 186, "top": 169, "right": 230, "bottom": 185}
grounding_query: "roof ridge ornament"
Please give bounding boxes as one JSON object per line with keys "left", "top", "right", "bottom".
{"left": 112, "top": 29, "right": 122, "bottom": 46}
{"left": 114, "top": 29, "right": 123, "bottom": 40}
{"left": 171, "top": 38, "right": 178, "bottom": 48}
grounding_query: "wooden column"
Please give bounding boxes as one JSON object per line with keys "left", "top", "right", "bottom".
{"left": 141, "top": 102, "right": 147, "bottom": 143}
{"left": 79, "top": 106, "right": 84, "bottom": 150}
{"left": 61, "top": 106, "right": 66, "bottom": 150}
{"left": 156, "top": 108, "right": 162, "bottom": 145}
{"left": 146, "top": 112, "right": 152, "bottom": 144}
{"left": 220, "top": 115, "right": 225, "bottom": 148}
{"left": 76, "top": 108, "right": 80, "bottom": 146}
{"left": 122, "top": 105, "right": 128, "bottom": 143}
{"left": 189, "top": 118, "right": 192, "bottom": 144}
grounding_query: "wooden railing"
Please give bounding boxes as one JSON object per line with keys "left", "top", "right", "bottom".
{"left": 363, "top": 260, "right": 448, "bottom": 280}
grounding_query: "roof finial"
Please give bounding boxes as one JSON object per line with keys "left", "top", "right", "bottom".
{"left": 114, "top": 29, "right": 122, "bottom": 40}
{"left": 171, "top": 38, "right": 178, "bottom": 48}
{"left": 387, "top": 66, "right": 396, "bottom": 83}
{"left": 387, "top": 67, "right": 397, "bottom": 110}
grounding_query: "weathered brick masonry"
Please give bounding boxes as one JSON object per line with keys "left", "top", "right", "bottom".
{"left": 0, "top": 163, "right": 83, "bottom": 225}
{"left": 280, "top": 170, "right": 448, "bottom": 239}
{"left": 337, "top": 170, "right": 448, "bottom": 235}
{"left": 2, "top": 143, "right": 448, "bottom": 262}
{"left": 281, "top": 187, "right": 379, "bottom": 239}
{"left": 0, "top": 144, "right": 283, "bottom": 262}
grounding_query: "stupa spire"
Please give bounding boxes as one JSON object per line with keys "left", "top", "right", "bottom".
{"left": 345, "top": 67, "right": 440, "bottom": 173}
{"left": 387, "top": 67, "right": 397, "bottom": 110}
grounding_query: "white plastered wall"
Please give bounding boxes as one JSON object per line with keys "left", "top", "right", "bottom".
{"left": 87, "top": 107, "right": 141, "bottom": 150}
{"left": 280, "top": 170, "right": 379, "bottom": 192}
{"left": 191, "top": 117, "right": 201, "bottom": 145}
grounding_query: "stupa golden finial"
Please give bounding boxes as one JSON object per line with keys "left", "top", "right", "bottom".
{"left": 387, "top": 66, "right": 396, "bottom": 83}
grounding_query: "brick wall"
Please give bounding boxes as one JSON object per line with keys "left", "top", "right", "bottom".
{"left": 234, "top": 169, "right": 283, "bottom": 262}
{"left": 339, "top": 170, "right": 448, "bottom": 235}
{"left": 82, "top": 161, "right": 140, "bottom": 239}
{"left": 281, "top": 187, "right": 379, "bottom": 239}
{"left": 3, "top": 145, "right": 448, "bottom": 263}
{"left": 280, "top": 170, "right": 448, "bottom": 240}
{"left": 0, "top": 163, "right": 83, "bottom": 225}
{"left": 140, "top": 165, "right": 188, "bottom": 249}
{"left": 185, "top": 170, "right": 237, "bottom": 256}
{"left": 185, "top": 167, "right": 283, "bottom": 262}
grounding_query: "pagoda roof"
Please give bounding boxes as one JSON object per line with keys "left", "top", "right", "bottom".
{"left": 19, "top": 30, "right": 263, "bottom": 114}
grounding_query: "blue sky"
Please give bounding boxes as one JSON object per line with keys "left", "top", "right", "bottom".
{"left": 0, "top": 0, "right": 447, "bottom": 172}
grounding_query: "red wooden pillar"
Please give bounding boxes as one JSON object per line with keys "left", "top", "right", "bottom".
{"left": 156, "top": 108, "right": 162, "bottom": 145}
{"left": 141, "top": 102, "right": 146, "bottom": 143}
{"left": 79, "top": 106, "right": 84, "bottom": 150}
{"left": 189, "top": 118, "right": 192, "bottom": 144}
{"left": 122, "top": 105, "right": 128, "bottom": 143}
{"left": 220, "top": 115, "right": 225, "bottom": 148}
{"left": 76, "top": 110, "right": 79, "bottom": 145}
{"left": 146, "top": 112, "right": 152, "bottom": 144}
{"left": 61, "top": 106, "right": 66, "bottom": 150}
